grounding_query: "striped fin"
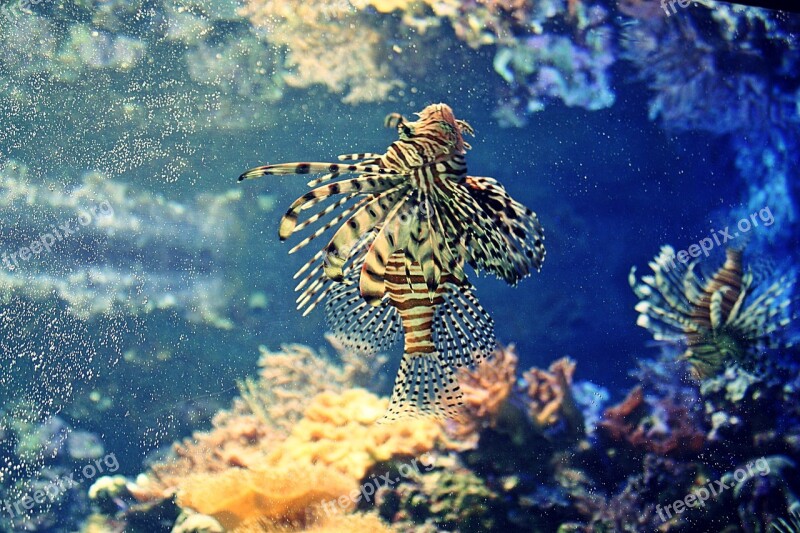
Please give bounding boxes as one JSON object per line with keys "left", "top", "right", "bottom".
{"left": 357, "top": 198, "right": 413, "bottom": 305}
{"left": 295, "top": 232, "right": 375, "bottom": 316}
{"left": 709, "top": 287, "right": 727, "bottom": 330}
{"left": 458, "top": 176, "right": 546, "bottom": 284}
{"left": 287, "top": 196, "right": 371, "bottom": 255}
{"left": 279, "top": 175, "right": 403, "bottom": 239}
{"left": 322, "top": 185, "right": 408, "bottom": 281}
{"left": 629, "top": 247, "right": 700, "bottom": 344}
{"left": 380, "top": 351, "right": 464, "bottom": 422}
{"left": 338, "top": 152, "right": 383, "bottom": 161}
{"left": 307, "top": 172, "right": 340, "bottom": 188}
{"left": 689, "top": 248, "right": 744, "bottom": 326}
{"left": 290, "top": 193, "right": 359, "bottom": 236}
{"left": 324, "top": 243, "right": 402, "bottom": 354}
{"left": 384, "top": 112, "right": 406, "bottom": 129}
{"left": 238, "top": 161, "right": 400, "bottom": 181}
{"left": 731, "top": 274, "right": 795, "bottom": 344}
{"left": 432, "top": 280, "right": 496, "bottom": 369}
{"left": 325, "top": 280, "right": 402, "bottom": 354}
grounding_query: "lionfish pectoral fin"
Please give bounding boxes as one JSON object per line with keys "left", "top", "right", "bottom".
{"left": 379, "top": 352, "right": 464, "bottom": 423}
{"left": 432, "top": 280, "right": 497, "bottom": 369}
{"left": 324, "top": 263, "right": 402, "bottom": 355}
{"left": 323, "top": 243, "right": 347, "bottom": 281}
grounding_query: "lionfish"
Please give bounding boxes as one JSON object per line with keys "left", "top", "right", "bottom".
{"left": 239, "top": 103, "right": 545, "bottom": 419}
{"left": 630, "top": 245, "right": 795, "bottom": 378}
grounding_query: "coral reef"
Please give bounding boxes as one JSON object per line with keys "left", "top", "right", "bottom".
{"left": 522, "top": 356, "right": 584, "bottom": 437}
{"left": 596, "top": 386, "right": 705, "bottom": 457}
{"left": 494, "top": 30, "right": 615, "bottom": 116}
{"left": 450, "top": 345, "right": 519, "bottom": 445}
{"left": 129, "top": 339, "right": 386, "bottom": 502}
{"left": 375, "top": 455, "right": 504, "bottom": 532}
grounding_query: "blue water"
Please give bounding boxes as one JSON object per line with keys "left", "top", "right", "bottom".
{"left": 1, "top": 0, "right": 798, "bottom": 531}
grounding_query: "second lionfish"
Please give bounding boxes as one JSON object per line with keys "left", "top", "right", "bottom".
{"left": 630, "top": 245, "right": 795, "bottom": 378}
{"left": 239, "top": 104, "right": 545, "bottom": 419}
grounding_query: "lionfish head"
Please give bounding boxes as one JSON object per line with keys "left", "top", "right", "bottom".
{"left": 413, "top": 103, "right": 472, "bottom": 156}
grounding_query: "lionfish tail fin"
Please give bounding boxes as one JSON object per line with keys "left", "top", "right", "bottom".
{"left": 379, "top": 352, "right": 464, "bottom": 423}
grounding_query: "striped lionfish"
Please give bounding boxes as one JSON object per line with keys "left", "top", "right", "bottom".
{"left": 630, "top": 245, "right": 795, "bottom": 378}
{"left": 239, "top": 103, "right": 545, "bottom": 419}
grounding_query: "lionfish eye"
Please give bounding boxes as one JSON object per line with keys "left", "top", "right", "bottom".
{"left": 401, "top": 124, "right": 413, "bottom": 137}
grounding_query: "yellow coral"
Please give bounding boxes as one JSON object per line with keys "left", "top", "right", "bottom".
{"left": 305, "top": 512, "right": 396, "bottom": 532}
{"left": 350, "top": 0, "right": 413, "bottom": 13}
{"left": 178, "top": 464, "right": 357, "bottom": 530}
{"left": 266, "top": 389, "right": 446, "bottom": 479}
{"left": 233, "top": 511, "right": 395, "bottom": 532}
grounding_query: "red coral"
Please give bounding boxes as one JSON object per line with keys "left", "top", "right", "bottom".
{"left": 598, "top": 387, "right": 705, "bottom": 457}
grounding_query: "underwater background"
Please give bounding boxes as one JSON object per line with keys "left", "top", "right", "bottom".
{"left": 0, "top": 0, "right": 798, "bottom": 531}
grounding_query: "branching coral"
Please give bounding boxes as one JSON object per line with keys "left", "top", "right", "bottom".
{"left": 128, "top": 408, "right": 278, "bottom": 502}
{"left": 450, "top": 345, "right": 519, "bottom": 443}
{"left": 239, "top": 339, "right": 386, "bottom": 435}
{"left": 630, "top": 246, "right": 796, "bottom": 378}
{"left": 522, "top": 357, "right": 584, "bottom": 437}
